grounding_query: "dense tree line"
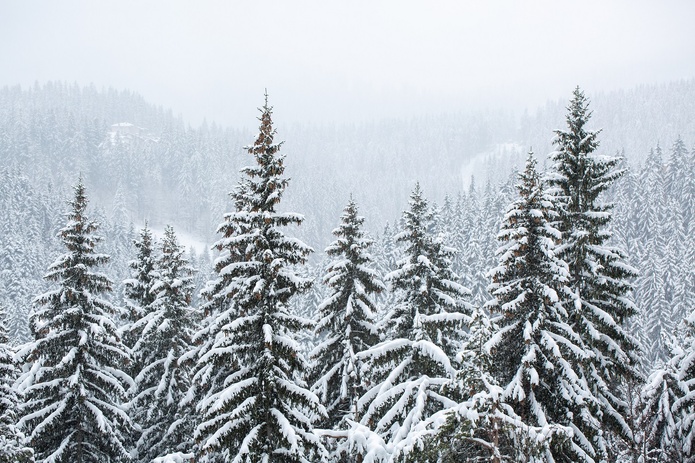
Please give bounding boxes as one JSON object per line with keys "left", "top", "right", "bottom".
{"left": 0, "top": 86, "right": 693, "bottom": 461}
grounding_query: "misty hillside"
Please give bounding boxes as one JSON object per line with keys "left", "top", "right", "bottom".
{"left": 3, "top": 80, "right": 695, "bottom": 246}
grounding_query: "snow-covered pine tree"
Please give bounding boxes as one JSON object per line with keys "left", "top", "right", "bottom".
{"left": 192, "top": 95, "right": 326, "bottom": 463}
{"left": 487, "top": 152, "right": 601, "bottom": 462}
{"left": 640, "top": 336, "right": 684, "bottom": 462}
{"left": 310, "top": 198, "right": 383, "bottom": 433}
{"left": 0, "top": 305, "right": 33, "bottom": 463}
{"left": 371, "top": 222, "right": 400, "bottom": 322}
{"left": 451, "top": 191, "right": 483, "bottom": 308}
{"left": 662, "top": 198, "right": 689, "bottom": 330}
{"left": 17, "top": 179, "right": 134, "bottom": 463}
{"left": 666, "top": 137, "right": 689, "bottom": 204}
{"left": 421, "top": 305, "right": 506, "bottom": 462}
{"left": 633, "top": 147, "right": 669, "bottom": 366}
{"left": 547, "top": 87, "right": 640, "bottom": 450}
{"left": 122, "top": 223, "right": 157, "bottom": 371}
{"left": 674, "top": 310, "right": 695, "bottom": 463}
{"left": 381, "top": 183, "right": 470, "bottom": 355}
{"left": 356, "top": 183, "right": 471, "bottom": 460}
{"left": 131, "top": 225, "right": 198, "bottom": 462}
{"left": 415, "top": 305, "right": 566, "bottom": 463}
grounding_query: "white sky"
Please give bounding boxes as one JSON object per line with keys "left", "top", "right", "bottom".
{"left": 1, "top": 0, "right": 694, "bottom": 128}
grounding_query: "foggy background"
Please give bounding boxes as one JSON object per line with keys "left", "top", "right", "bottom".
{"left": 2, "top": 0, "right": 694, "bottom": 128}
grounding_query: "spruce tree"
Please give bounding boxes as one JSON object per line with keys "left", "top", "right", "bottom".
{"left": 124, "top": 223, "right": 157, "bottom": 320}
{"left": 131, "top": 225, "right": 198, "bottom": 462}
{"left": 0, "top": 305, "right": 33, "bottom": 463}
{"left": 192, "top": 95, "right": 326, "bottom": 463}
{"left": 382, "top": 183, "right": 470, "bottom": 353}
{"left": 122, "top": 223, "right": 157, "bottom": 372}
{"left": 428, "top": 305, "right": 509, "bottom": 462}
{"left": 487, "top": 152, "right": 601, "bottom": 462}
{"left": 421, "top": 306, "right": 565, "bottom": 463}
{"left": 640, "top": 337, "right": 684, "bottom": 462}
{"left": 357, "top": 183, "right": 471, "bottom": 460}
{"left": 674, "top": 311, "right": 695, "bottom": 462}
{"left": 17, "top": 179, "right": 133, "bottom": 463}
{"left": 310, "top": 198, "right": 383, "bottom": 432}
{"left": 547, "top": 87, "right": 640, "bottom": 447}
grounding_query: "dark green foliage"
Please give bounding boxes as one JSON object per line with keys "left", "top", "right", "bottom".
{"left": 674, "top": 314, "right": 695, "bottom": 462}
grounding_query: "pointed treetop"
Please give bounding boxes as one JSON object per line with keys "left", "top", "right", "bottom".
{"left": 71, "top": 176, "right": 88, "bottom": 209}
{"left": 408, "top": 182, "right": 428, "bottom": 211}
{"left": 250, "top": 91, "right": 280, "bottom": 157}
{"left": 566, "top": 86, "right": 594, "bottom": 131}
{"left": 524, "top": 149, "right": 537, "bottom": 171}
{"left": 514, "top": 150, "right": 543, "bottom": 204}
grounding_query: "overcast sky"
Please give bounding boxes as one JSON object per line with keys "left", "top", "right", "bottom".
{"left": 2, "top": 0, "right": 694, "bottom": 128}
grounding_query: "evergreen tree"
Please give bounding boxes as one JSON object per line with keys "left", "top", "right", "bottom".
{"left": 17, "top": 180, "right": 133, "bottom": 463}
{"left": 122, "top": 223, "right": 157, "bottom": 371}
{"left": 192, "top": 96, "right": 326, "bottom": 463}
{"left": 371, "top": 222, "right": 400, "bottom": 312}
{"left": 0, "top": 305, "right": 33, "bottom": 463}
{"left": 666, "top": 137, "right": 689, "bottom": 202}
{"left": 547, "top": 87, "right": 640, "bottom": 448}
{"left": 357, "top": 183, "right": 471, "bottom": 461}
{"left": 310, "top": 198, "right": 383, "bottom": 433}
{"left": 674, "top": 310, "right": 695, "bottom": 462}
{"left": 420, "top": 306, "right": 566, "bottom": 463}
{"left": 640, "top": 336, "right": 684, "bottom": 462}
{"left": 487, "top": 152, "right": 601, "bottom": 462}
{"left": 131, "top": 225, "right": 198, "bottom": 462}
{"left": 124, "top": 223, "right": 157, "bottom": 317}
{"left": 382, "top": 183, "right": 470, "bottom": 353}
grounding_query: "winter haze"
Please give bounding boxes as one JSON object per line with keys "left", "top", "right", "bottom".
{"left": 1, "top": 2, "right": 695, "bottom": 463}
{"left": 2, "top": 0, "right": 694, "bottom": 126}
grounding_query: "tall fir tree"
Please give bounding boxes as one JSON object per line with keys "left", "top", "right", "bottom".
{"left": 192, "top": 95, "right": 326, "bottom": 463}
{"left": 357, "top": 183, "right": 471, "bottom": 461}
{"left": 0, "top": 305, "right": 33, "bottom": 463}
{"left": 487, "top": 152, "right": 602, "bottom": 462}
{"left": 17, "top": 179, "right": 134, "bottom": 463}
{"left": 131, "top": 225, "right": 198, "bottom": 462}
{"left": 122, "top": 223, "right": 157, "bottom": 373}
{"left": 310, "top": 198, "right": 383, "bottom": 433}
{"left": 547, "top": 87, "right": 640, "bottom": 450}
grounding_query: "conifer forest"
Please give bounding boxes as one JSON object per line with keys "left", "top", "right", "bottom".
{"left": 0, "top": 78, "right": 693, "bottom": 463}
{"left": 2, "top": 6, "right": 695, "bottom": 462}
